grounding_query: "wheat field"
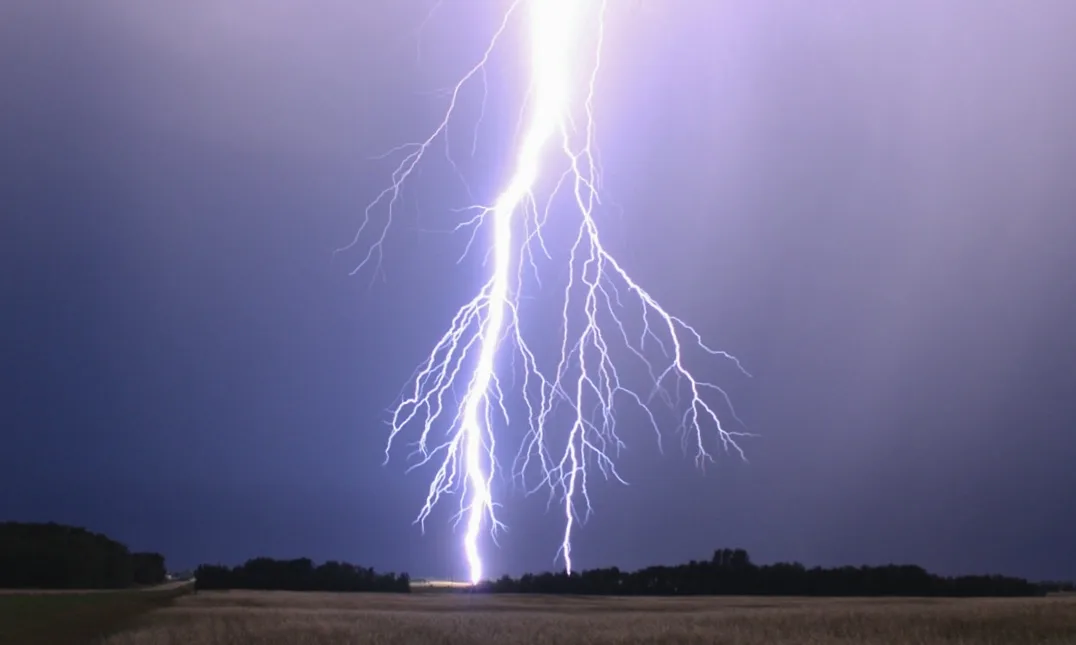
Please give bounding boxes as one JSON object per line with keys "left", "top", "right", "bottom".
{"left": 103, "top": 590, "right": 1076, "bottom": 645}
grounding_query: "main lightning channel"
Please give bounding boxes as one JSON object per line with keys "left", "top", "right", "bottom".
{"left": 346, "top": 0, "right": 751, "bottom": 585}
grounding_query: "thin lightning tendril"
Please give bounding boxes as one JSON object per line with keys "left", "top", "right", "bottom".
{"left": 343, "top": 0, "right": 752, "bottom": 585}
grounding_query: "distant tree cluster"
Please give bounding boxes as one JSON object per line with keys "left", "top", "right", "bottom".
{"left": 0, "top": 522, "right": 167, "bottom": 589}
{"left": 193, "top": 548, "right": 1048, "bottom": 598}
{"left": 1041, "top": 580, "right": 1076, "bottom": 594}
{"left": 132, "top": 551, "right": 168, "bottom": 586}
{"left": 195, "top": 558, "right": 410, "bottom": 593}
{"left": 477, "top": 549, "right": 1045, "bottom": 598}
{"left": 5, "top": 518, "right": 1056, "bottom": 598}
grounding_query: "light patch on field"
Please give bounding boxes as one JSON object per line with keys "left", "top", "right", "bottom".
{"left": 410, "top": 579, "right": 474, "bottom": 590}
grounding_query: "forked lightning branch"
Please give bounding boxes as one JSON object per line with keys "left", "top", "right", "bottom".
{"left": 342, "top": 0, "right": 750, "bottom": 584}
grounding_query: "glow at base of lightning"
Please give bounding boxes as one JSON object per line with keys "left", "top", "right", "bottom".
{"left": 347, "top": 0, "right": 751, "bottom": 585}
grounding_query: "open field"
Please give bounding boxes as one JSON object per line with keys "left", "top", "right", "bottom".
{"left": 0, "top": 582, "right": 193, "bottom": 645}
{"left": 98, "top": 590, "right": 1076, "bottom": 645}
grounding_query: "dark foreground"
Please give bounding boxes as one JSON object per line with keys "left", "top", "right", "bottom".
{"left": 0, "top": 582, "right": 192, "bottom": 645}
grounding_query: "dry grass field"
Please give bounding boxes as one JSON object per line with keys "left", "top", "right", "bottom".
{"left": 101, "top": 590, "right": 1076, "bottom": 645}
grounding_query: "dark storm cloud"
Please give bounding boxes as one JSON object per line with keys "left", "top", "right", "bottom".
{"left": 2, "top": 0, "right": 1074, "bottom": 581}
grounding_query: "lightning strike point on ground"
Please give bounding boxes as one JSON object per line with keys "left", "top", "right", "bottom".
{"left": 343, "top": 0, "right": 752, "bottom": 586}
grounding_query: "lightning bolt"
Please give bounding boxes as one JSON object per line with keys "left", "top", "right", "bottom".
{"left": 342, "top": 0, "right": 752, "bottom": 585}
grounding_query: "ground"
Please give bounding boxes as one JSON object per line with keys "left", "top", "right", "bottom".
{"left": 0, "top": 582, "right": 191, "bottom": 645}
{"left": 89, "top": 589, "right": 1075, "bottom": 645}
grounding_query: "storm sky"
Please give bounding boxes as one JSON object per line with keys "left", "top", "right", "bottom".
{"left": 2, "top": 0, "right": 1075, "bottom": 581}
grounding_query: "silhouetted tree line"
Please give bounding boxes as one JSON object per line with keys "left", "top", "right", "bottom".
{"left": 194, "top": 558, "right": 411, "bottom": 593}
{"left": 475, "top": 549, "right": 1046, "bottom": 597}
{"left": 0, "top": 522, "right": 167, "bottom": 589}
{"left": 132, "top": 551, "right": 168, "bottom": 586}
{"left": 1040, "top": 580, "right": 1076, "bottom": 594}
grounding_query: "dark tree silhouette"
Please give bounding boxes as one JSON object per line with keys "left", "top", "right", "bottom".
{"left": 7, "top": 519, "right": 1050, "bottom": 598}
{"left": 194, "top": 548, "right": 1049, "bottom": 598}
{"left": 132, "top": 552, "right": 168, "bottom": 585}
{"left": 0, "top": 522, "right": 152, "bottom": 589}
{"left": 472, "top": 548, "right": 1044, "bottom": 597}
{"left": 195, "top": 558, "right": 410, "bottom": 593}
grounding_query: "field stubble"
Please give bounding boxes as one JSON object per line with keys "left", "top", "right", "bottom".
{"left": 101, "top": 590, "right": 1076, "bottom": 645}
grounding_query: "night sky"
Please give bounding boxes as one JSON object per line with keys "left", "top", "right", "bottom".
{"left": 3, "top": 1, "right": 1075, "bottom": 583}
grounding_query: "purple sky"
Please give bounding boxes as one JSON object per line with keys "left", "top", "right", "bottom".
{"left": 2, "top": 0, "right": 1075, "bottom": 581}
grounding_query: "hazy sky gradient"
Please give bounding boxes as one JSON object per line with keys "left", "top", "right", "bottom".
{"left": 2, "top": 1, "right": 1074, "bottom": 581}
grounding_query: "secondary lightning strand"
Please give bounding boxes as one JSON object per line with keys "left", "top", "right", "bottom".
{"left": 350, "top": 0, "right": 751, "bottom": 585}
